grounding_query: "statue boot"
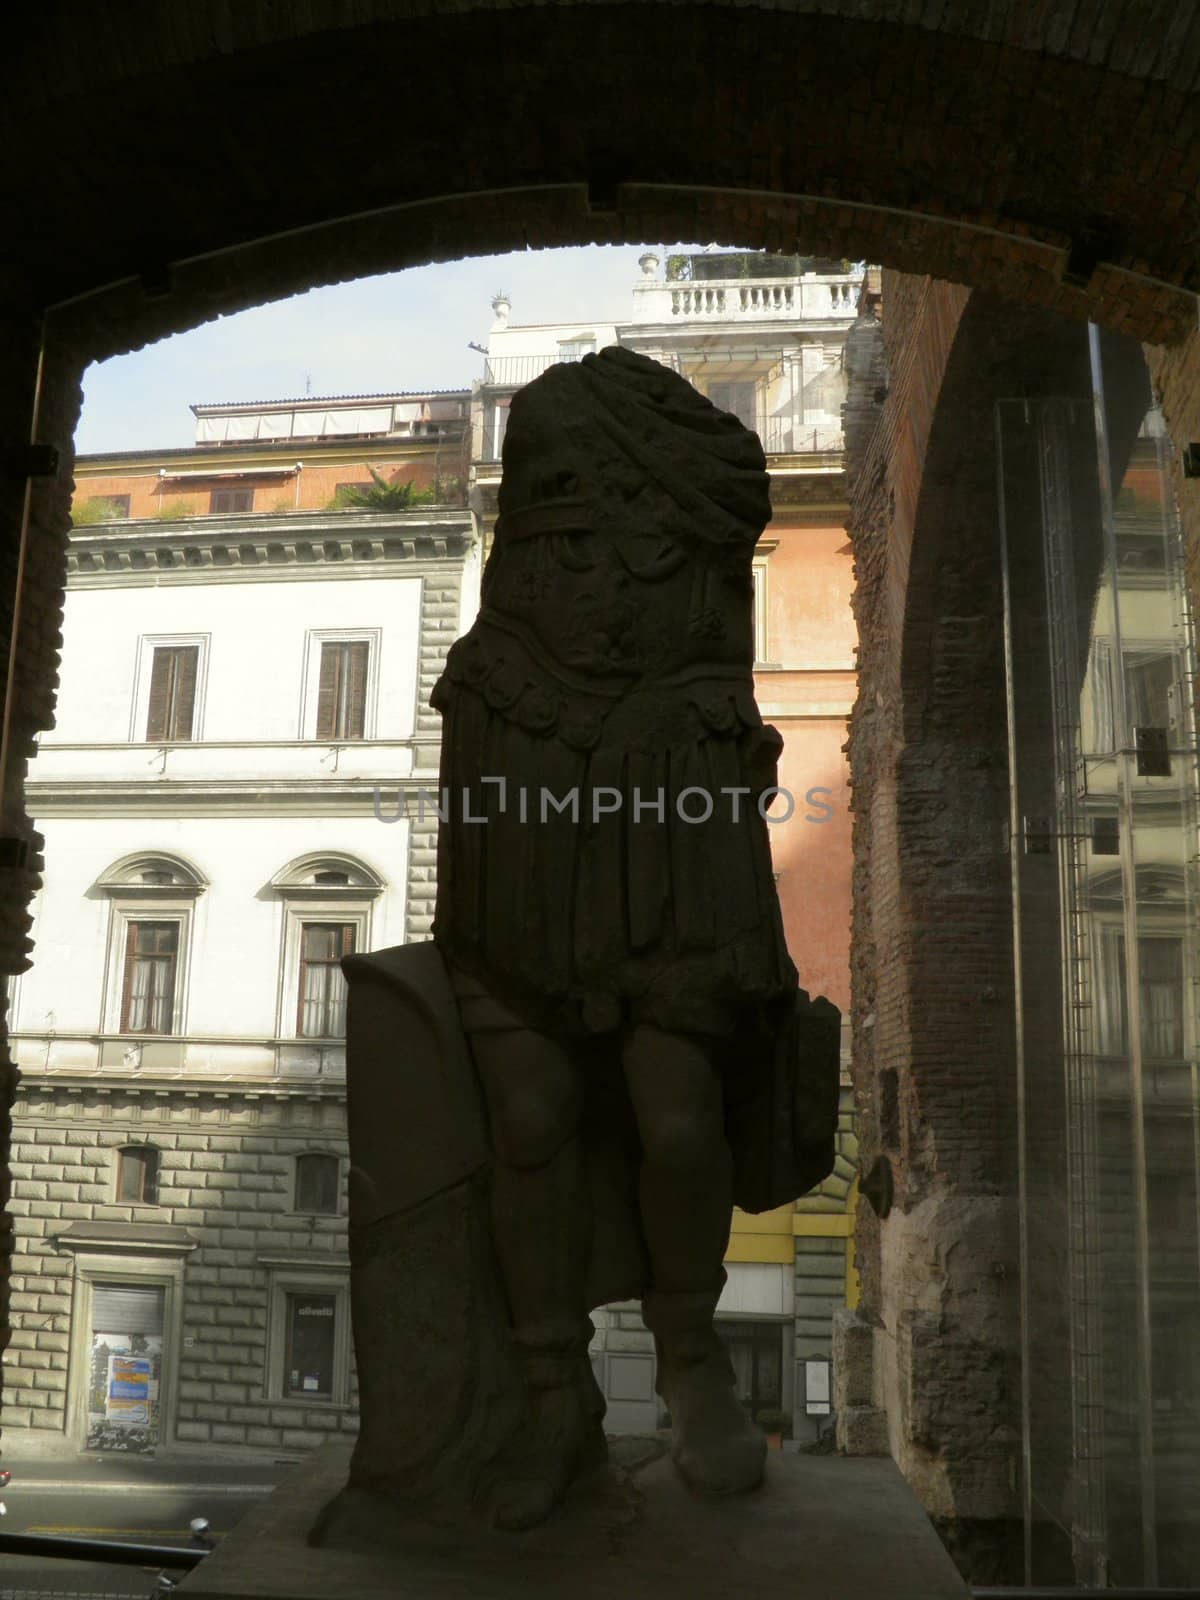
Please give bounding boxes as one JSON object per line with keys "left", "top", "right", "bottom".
{"left": 643, "top": 1284, "right": 766, "bottom": 1495}
{"left": 489, "top": 1318, "right": 608, "bottom": 1531}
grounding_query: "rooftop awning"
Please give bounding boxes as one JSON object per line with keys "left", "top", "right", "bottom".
{"left": 157, "top": 465, "right": 300, "bottom": 481}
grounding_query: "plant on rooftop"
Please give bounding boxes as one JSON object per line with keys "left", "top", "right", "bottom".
{"left": 328, "top": 466, "right": 436, "bottom": 512}
{"left": 71, "top": 497, "right": 126, "bottom": 525}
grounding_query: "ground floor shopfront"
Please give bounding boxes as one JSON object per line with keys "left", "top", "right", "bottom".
{"left": 3, "top": 1078, "right": 356, "bottom": 1458}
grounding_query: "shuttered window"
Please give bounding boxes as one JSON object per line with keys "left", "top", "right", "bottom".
{"left": 145, "top": 646, "right": 199, "bottom": 741}
{"left": 210, "top": 486, "right": 253, "bottom": 513}
{"left": 116, "top": 1145, "right": 160, "bottom": 1204}
{"left": 297, "top": 923, "right": 355, "bottom": 1038}
{"left": 92, "top": 1283, "right": 165, "bottom": 1337}
{"left": 120, "top": 921, "right": 178, "bottom": 1034}
{"left": 294, "top": 1152, "right": 340, "bottom": 1214}
{"left": 315, "top": 641, "right": 369, "bottom": 740}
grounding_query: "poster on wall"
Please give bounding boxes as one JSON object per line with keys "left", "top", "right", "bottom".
{"left": 87, "top": 1283, "right": 165, "bottom": 1453}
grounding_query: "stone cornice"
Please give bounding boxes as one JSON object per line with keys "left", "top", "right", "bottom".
{"left": 66, "top": 508, "right": 476, "bottom": 587}
{"left": 12, "top": 1067, "right": 346, "bottom": 1104}
{"left": 24, "top": 770, "right": 444, "bottom": 816}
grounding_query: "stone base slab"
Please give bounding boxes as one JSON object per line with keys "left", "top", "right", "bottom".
{"left": 177, "top": 1438, "right": 968, "bottom": 1600}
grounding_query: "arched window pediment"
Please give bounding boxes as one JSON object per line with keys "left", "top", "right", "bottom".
{"left": 1087, "top": 863, "right": 1185, "bottom": 907}
{"left": 95, "top": 853, "right": 208, "bottom": 899}
{"left": 269, "top": 852, "right": 384, "bottom": 899}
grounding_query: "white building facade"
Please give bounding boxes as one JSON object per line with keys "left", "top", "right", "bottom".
{"left": 6, "top": 502, "right": 474, "bottom": 1456}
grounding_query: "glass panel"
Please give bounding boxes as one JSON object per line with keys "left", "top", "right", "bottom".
{"left": 285, "top": 1293, "right": 336, "bottom": 1399}
{"left": 295, "top": 1153, "right": 339, "bottom": 1214}
{"left": 124, "top": 921, "right": 177, "bottom": 1034}
{"left": 116, "top": 1146, "right": 158, "bottom": 1204}
{"left": 997, "top": 333, "right": 1200, "bottom": 1588}
{"left": 299, "top": 922, "right": 353, "bottom": 1038}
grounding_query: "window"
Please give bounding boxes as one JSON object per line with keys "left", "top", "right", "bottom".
{"left": 714, "top": 1320, "right": 784, "bottom": 1421}
{"left": 209, "top": 486, "right": 253, "bottom": 514}
{"left": 270, "top": 858, "right": 378, "bottom": 1048}
{"left": 1100, "top": 932, "right": 1185, "bottom": 1061}
{"left": 315, "top": 640, "right": 369, "bottom": 740}
{"left": 145, "top": 645, "right": 199, "bottom": 742}
{"left": 708, "top": 381, "right": 759, "bottom": 432}
{"left": 558, "top": 336, "right": 596, "bottom": 363}
{"left": 751, "top": 558, "right": 769, "bottom": 664}
{"left": 487, "top": 399, "right": 511, "bottom": 462}
{"left": 297, "top": 923, "right": 355, "bottom": 1038}
{"left": 120, "top": 921, "right": 179, "bottom": 1035}
{"left": 1085, "top": 642, "right": 1182, "bottom": 756}
{"left": 115, "top": 1146, "right": 160, "bottom": 1205}
{"left": 294, "top": 1153, "right": 340, "bottom": 1215}
{"left": 284, "top": 1292, "right": 338, "bottom": 1399}
{"left": 264, "top": 1270, "right": 351, "bottom": 1405}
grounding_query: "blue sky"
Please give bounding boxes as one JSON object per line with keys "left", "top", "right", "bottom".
{"left": 76, "top": 243, "right": 707, "bottom": 455}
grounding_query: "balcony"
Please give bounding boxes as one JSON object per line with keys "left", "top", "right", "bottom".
{"left": 632, "top": 275, "right": 859, "bottom": 325}
{"left": 482, "top": 352, "right": 593, "bottom": 387}
{"left": 758, "top": 419, "right": 843, "bottom": 456}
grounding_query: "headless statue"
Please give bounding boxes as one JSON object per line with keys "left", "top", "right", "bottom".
{"left": 423, "top": 347, "right": 839, "bottom": 1528}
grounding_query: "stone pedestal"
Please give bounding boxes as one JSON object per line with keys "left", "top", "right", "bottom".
{"left": 177, "top": 1439, "right": 969, "bottom": 1600}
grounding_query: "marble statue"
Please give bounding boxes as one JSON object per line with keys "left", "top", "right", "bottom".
{"left": 319, "top": 348, "right": 839, "bottom": 1547}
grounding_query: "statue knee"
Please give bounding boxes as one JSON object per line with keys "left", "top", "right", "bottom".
{"left": 473, "top": 1031, "right": 582, "bottom": 1170}
{"left": 494, "top": 1086, "right": 579, "bottom": 1168}
{"left": 638, "top": 1106, "right": 721, "bottom": 1174}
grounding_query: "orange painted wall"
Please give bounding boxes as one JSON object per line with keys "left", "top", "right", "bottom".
{"left": 755, "top": 515, "right": 855, "bottom": 1013}
{"left": 73, "top": 449, "right": 460, "bottom": 520}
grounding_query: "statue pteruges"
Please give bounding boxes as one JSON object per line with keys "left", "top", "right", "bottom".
{"left": 320, "top": 347, "right": 840, "bottom": 1545}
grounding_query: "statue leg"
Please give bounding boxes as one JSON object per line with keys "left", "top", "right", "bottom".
{"left": 622, "top": 1023, "right": 766, "bottom": 1495}
{"left": 469, "top": 1025, "right": 606, "bottom": 1529}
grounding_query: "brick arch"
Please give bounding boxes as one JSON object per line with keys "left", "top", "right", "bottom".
{"left": 12, "top": 1, "right": 1200, "bottom": 356}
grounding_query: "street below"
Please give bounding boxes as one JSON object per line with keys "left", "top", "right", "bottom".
{"left": 0, "top": 1455, "right": 290, "bottom": 1598}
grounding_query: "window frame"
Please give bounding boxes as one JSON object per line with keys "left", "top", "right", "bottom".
{"left": 64, "top": 1254, "right": 187, "bottom": 1452}
{"left": 1094, "top": 917, "right": 1192, "bottom": 1065}
{"left": 118, "top": 919, "right": 182, "bottom": 1037}
{"left": 276, "top": 900, "right": 371, "bottom": 1042}
{"left": 299, "top": 628, "right": 380, "bottom": 741}
{"left": 103, "top": 904, "right": 192, "bottom": 1039}
{"left": 295, "top": 921, "right": 356, "bottom": 1040}
{"left": 751, "top": 556, "right": 769, "bottom": 666}
{"left": 293, "top": 1151, "right": 342, "bottom": 1216}
{"left": 264, "top": 1268, "right": 351, "bottom": 1407}
{"left": 209, "top": 485, "right": 254, "bottom": 514}
{"left": 130, "top": 635, "right": 209, "bottom": 744}
{"left": 115, "top": 1144, "right": 161, "bottom": 1206}
{"left": 557, "top": 335, "right": 597, "bottom": 363}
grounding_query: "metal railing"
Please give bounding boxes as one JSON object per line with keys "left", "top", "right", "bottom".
{"left": 479, "top": 408, "right": 842, "bottom": 463}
